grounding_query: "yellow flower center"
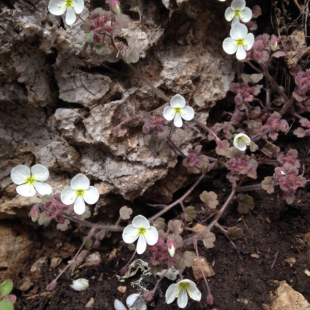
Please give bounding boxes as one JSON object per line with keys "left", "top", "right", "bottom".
{"left": 76, "top": 189, "right": 85, "bottom": 197}
{"left": 233, "top": 9, "right": 241, "bottom": 18}
{"left": 138, "top": 227, "right": 146, "bottom": 236}
{"left": 235, "top": 38, "right": 246, "bottom": 47}
{"left": 174, "top": 107, "right": 182, "bottom": 114}
{"left": 177, "top": 282, "right": 191, "bottom": 297}
{"left": 65, "top": 0, "right": 74, "bottom": 7}
{"left": 26, "top": 176, "right": 36, "bottom": 186}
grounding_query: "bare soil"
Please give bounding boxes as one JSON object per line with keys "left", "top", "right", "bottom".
{"left": 13, "top": 187, "right": 310, "bottom": 310}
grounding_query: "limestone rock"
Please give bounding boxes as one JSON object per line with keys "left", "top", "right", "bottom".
{"left": 264, "top": 281, "right": 310, "bottom": 310}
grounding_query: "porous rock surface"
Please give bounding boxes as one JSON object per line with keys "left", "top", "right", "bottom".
{"left": 0, "top": 0, "right": 233, "bottom": 221}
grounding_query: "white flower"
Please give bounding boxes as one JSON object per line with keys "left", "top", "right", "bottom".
{"left": 233, "top": 133, "right": 251, "bottom": 151}
{"left": 165, "top": 279, "right": 201, "bottom": 309}
{"left": 48, "top": 0, "right": 84, "bottom": 25}
{"left": 225, "top": 0, "right": 252, "bottom": 26}
{"left": 163, "top": 94, "right": 195, "bottom": 128}
{"left": 61, "top": 173, "right": 99, "bottom": 215}
{"left": 114, "top": 293, "right": 147, "bottom": 310}
{"left": 122, "top": 215, "right": 158, "bottom": 254}
{"left": 10, "top": 164, "right": 52, "bottom": 197}
{"left": 156, "top": 267, "right": 179, "bottom": 281}
{"left": 70, "top": 278, "right": 89, "bottom": 291}
{"left": 222, "top": 23, "right": 254, "bottom": 60}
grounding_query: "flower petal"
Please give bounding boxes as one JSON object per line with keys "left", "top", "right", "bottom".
{"left": 65, "top": 7, "right": 76, "bottom": 25}
{"left": 231, "top": 0, "right": 245, "bottom": 10}
{"left": 114, "top": 299, "right": 127, "bottom": 310}
{"left": 31, "top": 164, "right": 49, "bottom": 182}
{"left": 126, "top": 293, "right": 139, "bottom": 307}
{"left": 48, "top": 0, "right": 67, "bottom": 15}
{"left": 230, "top": 23, "right": 248, "bottom": 40}
{"left": 61, "top": 186, "right": 77, "bottom": 205}
{"left": 34, "top": 182, "right": 52, "bottom": 196}
{"left": 73, "top": 0, "right": 84, "bottom": 14}
{"left": 173, "top": 114, "right": 183, "bottom": 127}
{"left": 11, "top": 165, "right": 30, "bottom": 185}
{"left": 136, "top": 235, "right": 147, "bottom": 254}
{"left": 122, "top": 225, "right": 139, "bottom": 243}
{"left": 223, "top": 38, "right": 237, "bottom": 55}
{"left": 83, "top": 186, "right": 99, "bottom": 204}
{"left": 132, "top": 215, "right": 150, "bottom": 229}
{"left": 236, "top": 46, "right": 246, "bottom": 60}
{"left": 180, "top": 106, "right": 194, "bottom": 121}
{"left": 70, "top": 173, "right": 90, "bottom": 190}
{"left": 187, "top": 280, "right": 202, "bottom": 301}
{"left": 244, "top": 33, "right": 255, "bottom": 50}
{"left": 231, "top": 17, "right": 241, "bottom": 27}
{"left": 145, "top": 226, "right": 159, "bottom": 246}
{"left": 177, "top": 288, "right": 188, "bottom": 309}
{"left": 165, "top": 283, "right": 178, "bottom": 304}
{"left": 170, "top": 94, "right": 186, "bottom": 108}
{"left": 16, "top": 184, "right": 36, "bottom": 197}
{"left": 163, "top": 106, "right": 176, "bottom": 121}
{"left": 240, "top": 7, "right": 252, "bottom": 23}
{"left": 74, "top": 196, "right": 86, "bottom": 214}
{"left": 224, "top": 7, "right": 234, "bottom": 21}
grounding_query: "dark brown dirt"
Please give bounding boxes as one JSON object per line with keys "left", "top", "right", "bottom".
{"left": 13, "top": 187, "right": 310, "bottom": 310}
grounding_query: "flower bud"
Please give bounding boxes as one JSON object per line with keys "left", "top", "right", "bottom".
{"left": 252, "top": 5, "right": 262, "bottom": 19}
{"left": 270, "top": 35, "right": 279, "bottom": 51}
{"left": 46, "top": 280, "right": 57, "bottom": 291}
{"left": 142, "top": 123, "right": 150, "bottom": 134}
{"left": 110, "top": 0, "right": 121, "bottom": 14}
{"left": 207, "top": 293, "right": 214, "bottom": 305}
{"left": 167, "top": 239, "right": 176, "bottom": 257}
{"left": 144, "top": 290, "right": 155, "bottom": 302}
{"left": 29, "top": 205, "right": 40, "bottom": 222}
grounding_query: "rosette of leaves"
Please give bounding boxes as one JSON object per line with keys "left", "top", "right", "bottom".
{"left": 0, "top": 279, "right": 16, "bottom": 310}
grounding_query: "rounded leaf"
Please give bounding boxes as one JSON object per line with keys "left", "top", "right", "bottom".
{"left": 0, "top": 280, "right": 13, "bottom": 298}
{"left": 0, "top": 300, "right": 14, "bottom": 310}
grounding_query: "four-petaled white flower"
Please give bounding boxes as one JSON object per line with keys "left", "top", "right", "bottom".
{"left": 114, "top": 293, "right": 147, "bottom": 310}
{"left": 225, "top": 0, "right": 252, "bottom": 26}
{"left": 70, "top": 278, "right": 89, "bottom": 291}
{"left": 163, "top": 94, "right": 195, "bottom": 128}
{"left": 61, "top": 173, "right": 99, "bottom": 215}
{"left": 11, "top": 164, "right": 52, "bottom": 197}
{"left": 165, "top": 279, "right": 201, "bottom": 309}
{"left": 48, "top": 0, "right": 84, "bottom": 25}
{"left": 222, "top": 23, "right": 254, "bottom": 60}
{"left": 233, "top": 133, "right": 251, "bottom": 151}
{"left": 122, "top": 215, "right": 158, "bottom": 254}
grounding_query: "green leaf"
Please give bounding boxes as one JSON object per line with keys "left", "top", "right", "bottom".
{"left": 0, "top": 280, "right": 13, "bottom": 298}
{"left": 0, "top": 300, "right": 14, "bottom": 310}
{"left": 184, "top": 206, "right": 197, "bottom": 221}
{"left": 237, "top": 193, "right": 254, "bottom": 214}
